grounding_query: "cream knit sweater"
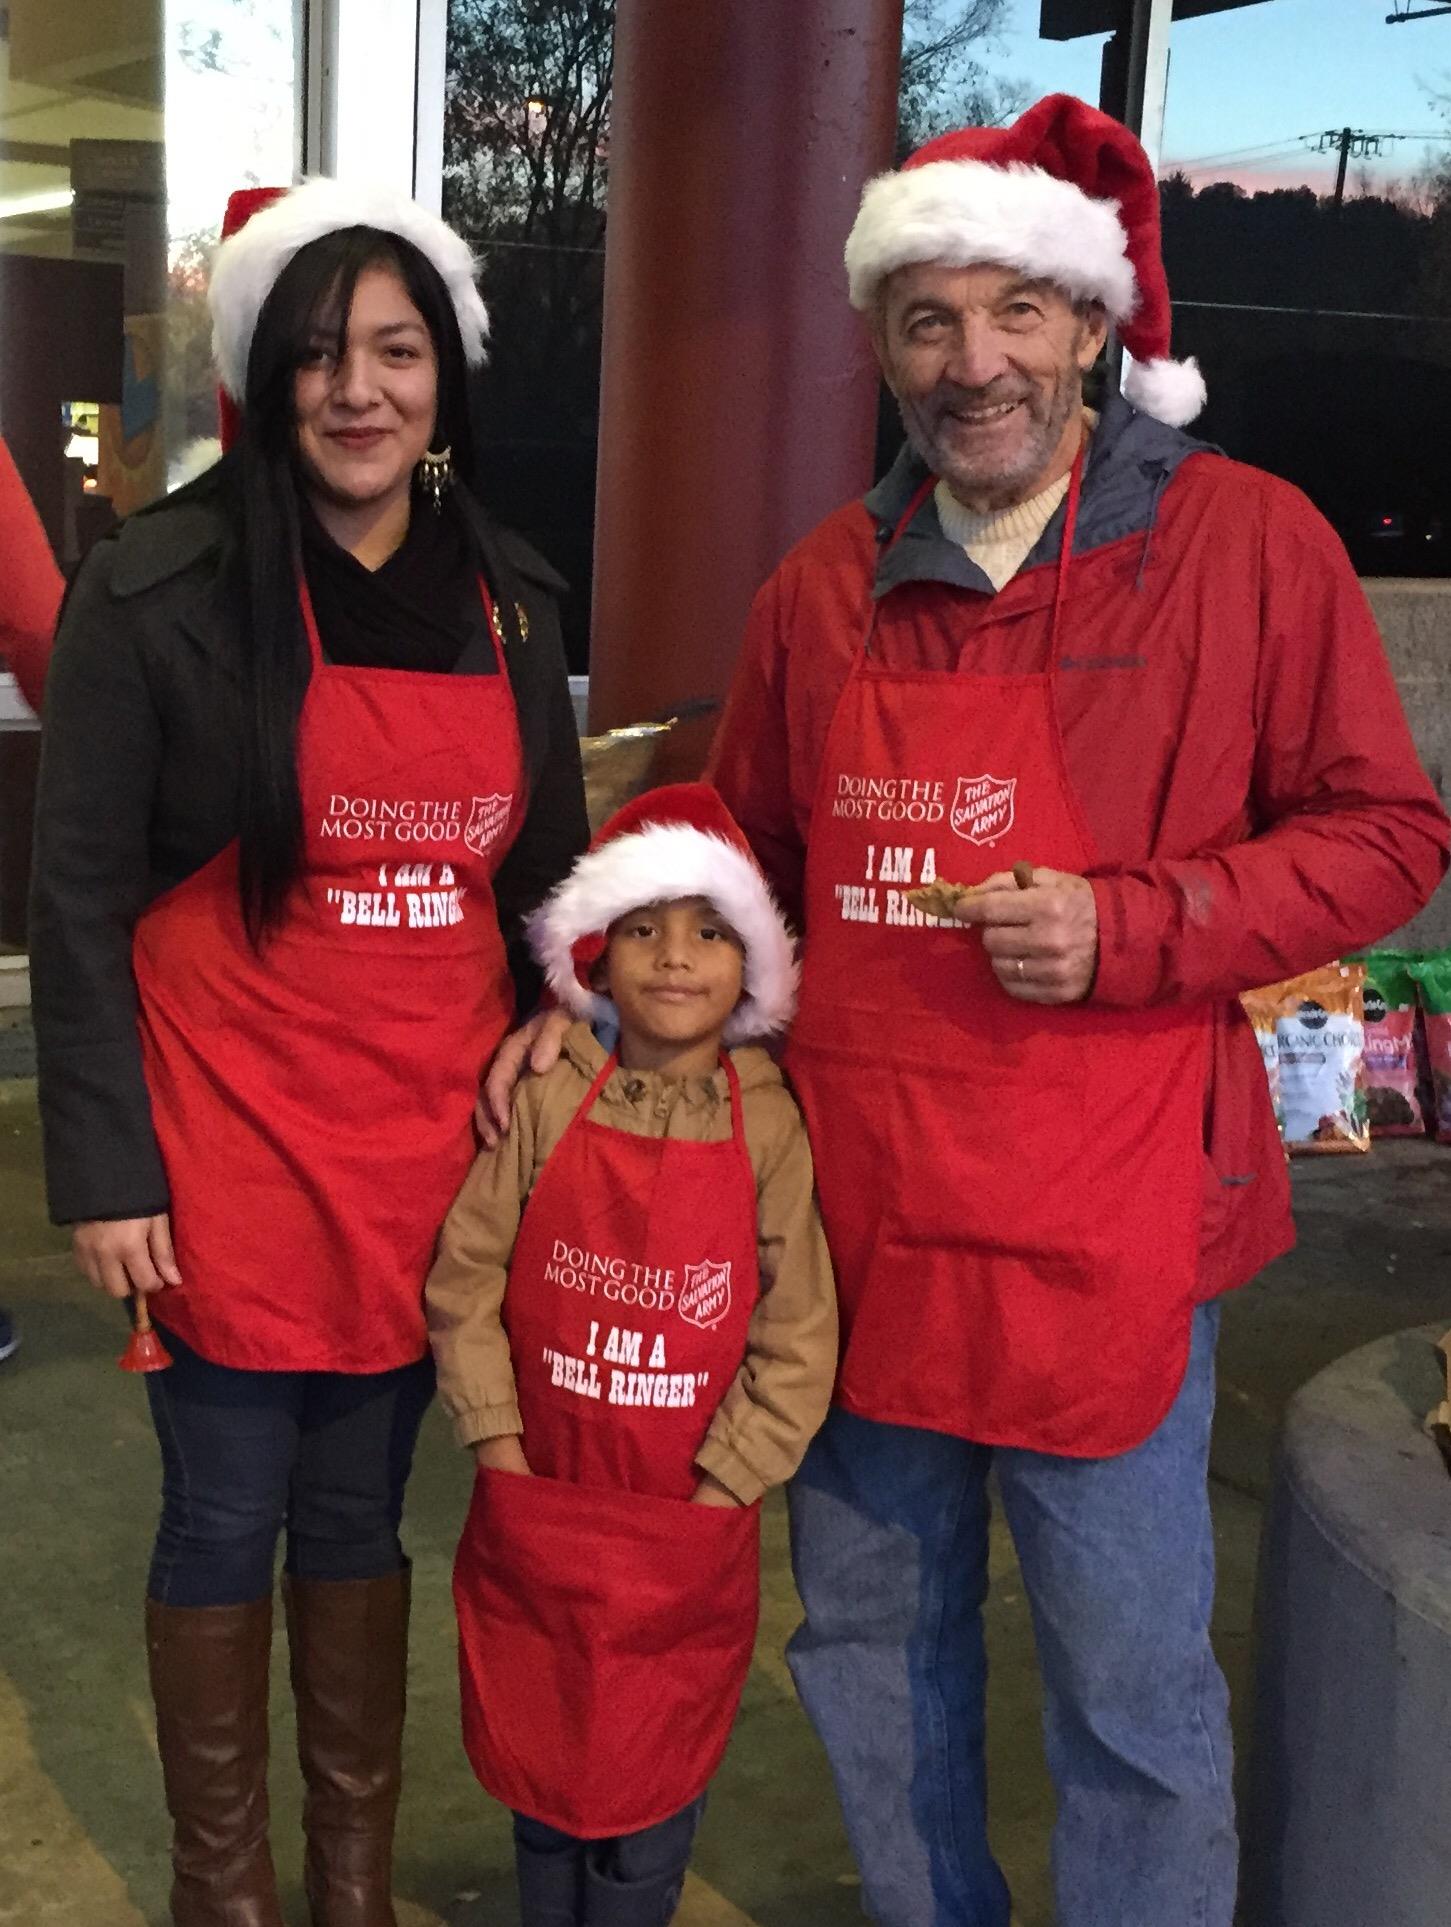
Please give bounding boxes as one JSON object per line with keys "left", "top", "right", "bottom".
{"left": 934, "top": 412, "right": 1096, "bottom": 591}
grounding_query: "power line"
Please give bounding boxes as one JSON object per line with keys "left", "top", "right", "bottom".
{"left": 1173, "top": 299, "right": 1451, "bottom": 324}
{"left": 1173, "top": 130, "right": 1451, "bottom": 169}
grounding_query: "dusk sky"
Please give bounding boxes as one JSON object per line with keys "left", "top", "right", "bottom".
{"left": 990, "top": 0, "right": 1451, "bottom": 195}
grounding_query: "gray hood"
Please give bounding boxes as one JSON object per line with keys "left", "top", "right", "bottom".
{"left": 864, "top": 389, "right": 1219, "bottom": 600}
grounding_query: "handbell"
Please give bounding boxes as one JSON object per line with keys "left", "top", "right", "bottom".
{"left": 118, "top": 1292, "right": 173, "bottom": 1373}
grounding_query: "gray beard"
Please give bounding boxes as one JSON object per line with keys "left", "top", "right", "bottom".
{"left": 902, "top": 368, "right": 1083, "bottom": 510}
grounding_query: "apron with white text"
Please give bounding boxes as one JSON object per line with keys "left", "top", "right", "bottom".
{"left": 786, "top": 452, "right": 1209, "bottom": 1455}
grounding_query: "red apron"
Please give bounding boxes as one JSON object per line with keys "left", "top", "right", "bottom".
{"left": 133, "top": 578, "right": 522, "bottom": 1373}
{"left": 785, "top": 451, "right": 1209, "bottom": 1457}
{"left": 453, "top": 1053, "right": 761, "bottom": 1838}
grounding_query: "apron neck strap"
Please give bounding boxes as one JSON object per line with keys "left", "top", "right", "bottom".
{"left": 1049, "top": 438, "right": 1087, "bottom": 672}
{"left": 719, "top": 1050, "right": 749, "bottom": 1157}
{"left": 885, "top": 475, "right": 937, "bottom": 552}
{"left": 298, "top": 571, "right": 325, "bottom": 674}
{"left": 295, "top": 570, "right": 509, "bottom": 677}
{"left": 867, "top": 435, "right": 1089, "bottom": 669}
{"left": 573, "top": 1045, "right": 749, "bottom": 1156}
{"left": 477, "top": 576, "right": 510, "bottom": 675}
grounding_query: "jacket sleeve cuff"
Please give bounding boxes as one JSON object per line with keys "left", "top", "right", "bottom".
{"left": 694, "top": 1434, "right": 767, "bottom": 1507}
{"left": 451, "top": 1401, "right": 524, "bottom": 1450}
{"left": 1086, "top": 873, "right": 1150, "bottom": 1007}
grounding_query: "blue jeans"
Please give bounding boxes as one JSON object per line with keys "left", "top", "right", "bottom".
{"left": 145, "top": 1322, "right": 435, "bottom": 1607}
{"left": 514, "top": 1795, "right": 704, "bottom": 1906}
{"left": 786, "top": 1303, "right": 1235, "bottom": 1927}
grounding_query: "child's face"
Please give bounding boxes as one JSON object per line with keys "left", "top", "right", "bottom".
{"left": 601, "top": 896, "right": 745, "bottom": 1062}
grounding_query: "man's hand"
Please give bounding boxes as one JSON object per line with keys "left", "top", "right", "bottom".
{"left": 690, "top": 1472, "right": 745, "bottom": 1508}
{"left": 949, "top": 867, "right": 1099, "bottom": 1005}
{"left": 72, "top": 1214, "right": 182, "bottom": 1300}
{"left": 477, "top": 1008, "right": 574, "bottom": 1147}
{"left": 473, "top": 1434, "right": 533, "bottom": 1477}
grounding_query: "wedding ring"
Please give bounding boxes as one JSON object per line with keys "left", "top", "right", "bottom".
{"left": 1015, "top": 958, "right": 1025, "bottom": 979}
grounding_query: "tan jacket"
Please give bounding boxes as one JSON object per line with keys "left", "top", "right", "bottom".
{"left": 426, "top": 1023, "right": 838, "bottom": 1504}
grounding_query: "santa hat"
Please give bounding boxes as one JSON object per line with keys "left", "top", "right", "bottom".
{"left": 844, "top": 93, "right": 1205, "bottom": 428}
{"left": 209, "top": 178, "right": 490, "bottom": 446}
{"left": 528, "top": 784, "right": 798, "bottom": 1047}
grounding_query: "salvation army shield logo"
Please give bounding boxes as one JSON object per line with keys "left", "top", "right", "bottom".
{"left": 464, "top": 794, "right": 513, "bottom": 858}
{"left": 678, "top": 1260, "right": 732, "bottom": 1331}
{"left": 950, "top": 774, "right": 1016, "bottom": 847}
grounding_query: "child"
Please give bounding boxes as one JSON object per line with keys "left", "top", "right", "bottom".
{"left": 426, "top": 783, "right": 837, "bottom": 1927}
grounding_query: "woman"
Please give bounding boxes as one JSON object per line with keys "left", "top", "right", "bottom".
{"left": 30, "top": 180, "right": 588, "bottom": 1927}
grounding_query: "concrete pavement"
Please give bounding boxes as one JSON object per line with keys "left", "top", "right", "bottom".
{"left": 2, "top": 1080, "right": 1448, "bottom": 1925}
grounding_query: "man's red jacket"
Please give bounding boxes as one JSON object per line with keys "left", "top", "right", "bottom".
{"left": 709, "top": 395, "right": 1450, "bottom": 1298}
{"left": 0, "top": 437, "right": 62, "bottom": 713}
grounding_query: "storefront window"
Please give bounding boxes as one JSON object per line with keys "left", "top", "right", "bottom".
{"left": 0, "top": 0, "right": 302, "bottom": 559}
{"left": 442, "top": 0, "right": 611, "bottom": 671}
{"left": 1160, "top": 0, "right": 1451, "bottom": 573}
{"left": 0, "top": 0, "right": 302, "bottom": 942}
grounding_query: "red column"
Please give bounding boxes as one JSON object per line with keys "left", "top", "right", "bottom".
{"left": 590, "top": 0, "right": 903, "bottom": 764}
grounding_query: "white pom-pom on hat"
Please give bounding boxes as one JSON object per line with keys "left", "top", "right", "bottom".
{"left": 1121, "top": 353, "right": 1207, "bottom": 430}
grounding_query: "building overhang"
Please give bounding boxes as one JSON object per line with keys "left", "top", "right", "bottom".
{"left": 1040, "top": 0, "right": 1271, "bottom": 39}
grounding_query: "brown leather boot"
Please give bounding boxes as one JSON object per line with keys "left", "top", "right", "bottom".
{"left": 145, "top": 1595, "right": 286, "bottom": 1927}
{"left": 284, "top": 1568, "right": 409, "bottom": 1927}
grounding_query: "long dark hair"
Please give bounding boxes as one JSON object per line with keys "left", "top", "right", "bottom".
{"left": 222, "top": 226, "right": 479, "bottom": 942}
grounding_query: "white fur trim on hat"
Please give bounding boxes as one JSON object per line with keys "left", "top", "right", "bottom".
{"left": 527, "top": 824, "right": 799, "bottom": 1047}
{"left": 1121, "top": 352, "right": 1206, "bottom": 428}
{"left": 210, "top": 178, "right": 490, "bottom": 400}
{"left": 845, "top": 159, "right": 1137, "bottom": 320}
{"left": 168, "top": 437, "right": 222, "bottom": 490}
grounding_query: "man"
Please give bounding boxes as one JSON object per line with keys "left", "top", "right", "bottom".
{"left": 487, "top": 94, "right": 1446, "bottom": 1926}
{"left": 708, "top": 94, "right": 1448, "bottom": 1925}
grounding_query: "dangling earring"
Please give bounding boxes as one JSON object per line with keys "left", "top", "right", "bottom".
{"left": 416, "top": 444, "right": 454, "bottom": 512}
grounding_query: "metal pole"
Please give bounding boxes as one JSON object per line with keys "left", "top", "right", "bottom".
{"left": 1111, "top": 0, "right": 1174, "bottom": 398}
{"left": 1124, "top": 0, "right": 1173, "bottom": 169}
{"left": 589, "top": 0, "right": 904, "bottom": 757}
{"left": 1333, "top": 127, "right": 1352, "bottom": 210}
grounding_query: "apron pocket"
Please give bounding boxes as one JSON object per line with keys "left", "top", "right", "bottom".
{"left": 454, "top": 1468, "right": 759, "bottom": 1838}
{"left": 788, "top": 1024, "right": 1204, "bottom": 1453}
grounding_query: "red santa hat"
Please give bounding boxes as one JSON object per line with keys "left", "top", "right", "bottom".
{"left": 209, "top": 178, "right": 490, "bottom": 447}
{"left": 528, "top": 784, "right": 798, "bottom": 1047}
{"left": 844, "top": 92, "right": 1205, "bottom": 428}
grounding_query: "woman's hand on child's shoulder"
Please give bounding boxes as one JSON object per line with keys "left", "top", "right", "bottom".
{"left": 473, "top": 1435, "right": 533, "bottom": 1477}
{"left": 690, "top": 1472, "right": 745, "bottom": 1508}
{"left": 477, "top": 1008, "right": 574, "bottom": 1147}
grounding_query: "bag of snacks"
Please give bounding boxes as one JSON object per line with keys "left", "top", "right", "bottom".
{"left": 1409, "top": 951, "right": 1451, "bottom": 1143}
{"left": 1242, "top": 964, "right": 1369, "bottom": 1154}
{"left": 1352, "top": 951, "right": 1426, "bottom": 1138}
{"left": 1238, "top": 985, "right": 1285, "bottom": 1140}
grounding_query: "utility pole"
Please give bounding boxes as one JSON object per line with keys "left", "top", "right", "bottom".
{"left": 1333, "top": 126, "right": 1352, "bottom": 208}
{"left": 1308, "top": 128, "right": 1386, "bottom": 209}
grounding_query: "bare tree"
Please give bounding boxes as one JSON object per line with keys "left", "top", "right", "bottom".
{"left": 898, "top": 0, "right": 1025, "bottom": 157}
{"left": 444, "top": 0, "right": 612, "bottom": 439}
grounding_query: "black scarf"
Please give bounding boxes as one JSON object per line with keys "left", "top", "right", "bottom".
{"left": 299, "top": 496, "right": 490, "bottom": 674}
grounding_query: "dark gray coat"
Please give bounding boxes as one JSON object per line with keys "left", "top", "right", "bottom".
{"left": 31, "top": 483, "right": 588, "bottom": 1224}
